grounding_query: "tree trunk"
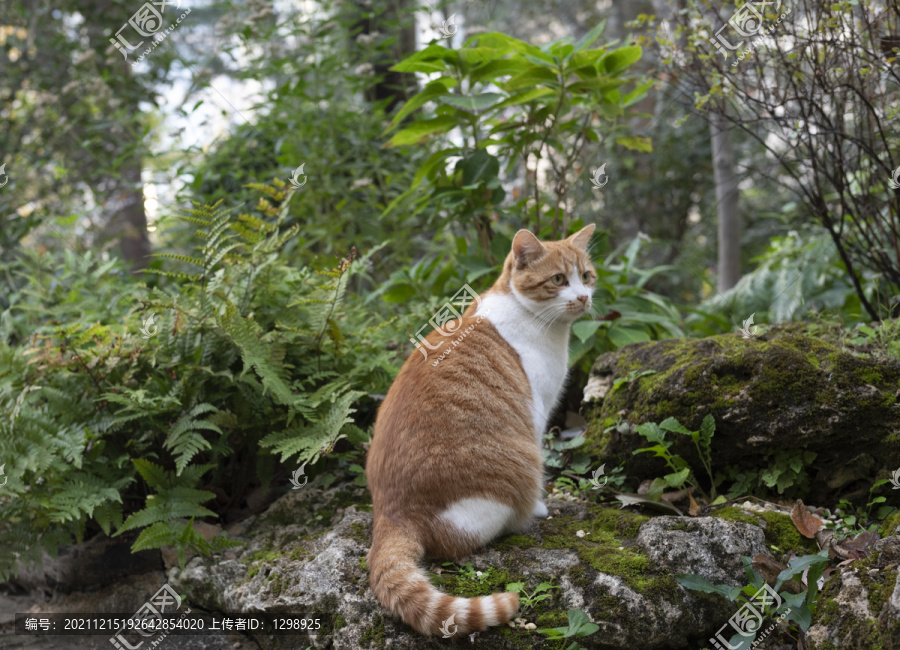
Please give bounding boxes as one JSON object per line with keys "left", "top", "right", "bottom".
{"left": 710, "top": 111, "right": 741, "bottom": 292}
{"left": 116, "top": 161, "right": 150, "bottom": 273}
{"left": 355, "top": 0, "right": 417, "bottom": 112}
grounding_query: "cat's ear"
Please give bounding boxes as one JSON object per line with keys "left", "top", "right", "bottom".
{"left": 566, "top": 224, "right": 596, "bottom": 252}
{"left": 512, "top": 230, "right": 546, "bottom": 267}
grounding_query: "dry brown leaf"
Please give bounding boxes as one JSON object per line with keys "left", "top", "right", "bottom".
{"left": 815, "top": 528, "right": 835, "bottom": 552}
{"left": 791, "top": 499, "right": 823, "bottom": 538}
{"left": 661, "top": 488, "right": 689, "bottom": 503}
{"left": 688, "top": 491, "right": 701, "bottom": 517}
{"left": 752, "top": 554, "right": 787, "bottom": 583}
{"left": 832, "top": 531, "right": 880, "bottom": 561}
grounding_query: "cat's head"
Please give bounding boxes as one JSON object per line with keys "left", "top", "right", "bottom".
{"left": 502, "top": 225, "right": 596, "bottom": 323}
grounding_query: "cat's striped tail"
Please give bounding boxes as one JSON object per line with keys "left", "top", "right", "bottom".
{"left": 367, "top": 518, "right": 519, "bottom": 636}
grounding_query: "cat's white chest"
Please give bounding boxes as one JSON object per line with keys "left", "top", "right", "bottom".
{"left": 476, "top": 292, "right": 570, "bottom": 442}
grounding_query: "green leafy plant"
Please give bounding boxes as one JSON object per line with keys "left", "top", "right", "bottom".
{"left": 383, "top": 25, "right": 652, "bottom": 251}
{"left": 677, "top": 551, "right": 830, "bottom": 648}
{"left": 441, "top": 562, "right": 494, "bottom": 584}
{"left": 633, "top": 414, "right": 718, "bottom": 502}
{"left": 612, "top": 369, "right": 657, "bottom": 392}
{"left": 0, "top": 183, "right": 397, "bottom": 580}
{"left": 536, "top": 609, "right": 600, "bottom": 649}
{"left": 719, "top": 449, "right": 818, "bottom": 499}
{"left": 847, "top": 320, "right": 900, "bottom": 360}
{"left": 827, "top": 478, "right": 899, "bottom": 537}
{"left": 505, "top": 581, "right": 561, "bottom": 611}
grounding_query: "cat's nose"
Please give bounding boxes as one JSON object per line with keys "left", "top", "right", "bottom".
{"left": 577, "top": 295, "right": 590, "bottom": 308}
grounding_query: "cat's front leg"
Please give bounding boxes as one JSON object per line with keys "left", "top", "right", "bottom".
{"left": 532, "top": 499, "right": 549, "bottom": 518}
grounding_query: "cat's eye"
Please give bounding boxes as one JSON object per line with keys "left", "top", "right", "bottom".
{"left": 581, "top": 271, "right": 592, "bottom": 282}
{"left": 551, "top": 274, "right": 566, "bottom": 286}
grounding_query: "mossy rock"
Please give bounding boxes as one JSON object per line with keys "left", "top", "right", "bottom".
{"left": 168, "top": 485, "right": 771, "bottom": 649}
{"left": 711, "top": 506, "right": 818, "bottom": 559}
{"left": 582, "top": 324, "right": 900, "bottom": 503}
{"left": 806, "top": 535, "right": 900, "bottom": 649}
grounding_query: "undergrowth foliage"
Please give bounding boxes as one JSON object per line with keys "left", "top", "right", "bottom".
{"left": 0, "top": 181, "right": 392, "bottom": 579}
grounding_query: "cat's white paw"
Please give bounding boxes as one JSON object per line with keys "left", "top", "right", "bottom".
{"left": 532, "top": 500, "right": 549, "bottom": 518}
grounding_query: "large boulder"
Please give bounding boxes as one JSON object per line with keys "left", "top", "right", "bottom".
{"left": 581, "top": 324, "right": 900, "bottom": 503}
{"left": 168, "top": 483, "right": 771, "bottom": 649}
{"left": 806, "top": 533, "right": 900, "bottom": 649}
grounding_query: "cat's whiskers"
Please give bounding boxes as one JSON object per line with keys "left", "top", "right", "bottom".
{"left": 533, "top": 303, "right": 568, "bottom": 337}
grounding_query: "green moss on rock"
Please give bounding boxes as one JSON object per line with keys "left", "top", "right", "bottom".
{"left": 583, "top": 325, "right": 900, "bottom": 504}
{"left": 359, "top": 613, "right": 386, "bottom": 648}
{"left": 711, "top": 507, "right": 817, "bottom": 556}
{"left": 879, "top": 510, "right": 900, "bottom": 537}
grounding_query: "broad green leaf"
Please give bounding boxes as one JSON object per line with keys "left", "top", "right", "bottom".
{"left": 491, "top": 86, "right": 555, "bottom": 111}
{"left": 572, "top": 21, "right": 607, "bottom": 54}
{"left": 383, "top": 116, "right": 458, "bottom": 147}
{"left": 388, "top": 78, "right": 457, "bottom": 128}
{"left": 439, "top": 92, "right": 505, "bottom": 113}
{"left": 381, "top": 284, "right": 416, "bottom": 303}
{"left": 775, "top": 551, "right": 829, "bottom": 589}
{"left": 411, "top": 147, "right": 459, "bottom": 188}
{"left": 676, "top": 574, "right": 741, "bottom": 599}
{"left": 572, "top": 319, "right": 601, "bottom": 342}
{"left": 659, "top": 417, "right": 692, "bottom": 435}
{"left": 458, "top": 149, "right": 500, "bottom": 186}
{"left": 635, "top": 421, "right": 666, "bottom": 443}
{"left": 391, "top": 44, "right": 456, "bottom": 73}
{"left": 564, "top": 609, "right": 599, "bottom": 637}
{"left": 603, "top": 45, "right": 643, "bottom": 74}
{"left": 664, "top": 468, "right": 691, "bottom": 487}
{"left": 700, "top": 414, "right": 716, "bottom": 444}
{"left": 469, "top": 59, "right": 530, "bottom": 84}
{"left": 505, "top": 66, "right": 559, "bottom": 90}
{"left": 607, "top": 325, "right": 651, "bottom": 347}
{"left": 615, "top": 136, "right": 653, "bottom": 153}
{"left": 646, "top": 476, "right": 667, "bottom": 501}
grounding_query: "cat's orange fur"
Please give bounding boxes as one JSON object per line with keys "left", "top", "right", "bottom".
{"left": 366, "top": 226, "right": 596, "bottom": 636}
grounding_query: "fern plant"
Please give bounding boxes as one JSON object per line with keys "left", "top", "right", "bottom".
{"left": 0, "top": 180, "right": 395, "bottom": 579}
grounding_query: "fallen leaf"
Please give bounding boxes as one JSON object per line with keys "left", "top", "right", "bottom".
{"left": 660, "top": 488, "right": 689, "bottom": 503}
{"left": 791, "top": 499, "right": 824, "bottom": 538}
{"left": 688, "top": 491, "right": 701, "bottom": 517}
{"left": 614, "top": 492, "right": 683, "bottom": 516}
{"left": 832, "top": 531, "right": 880, "bottom": 561}
{"left": 815, "top": 528, "right": 835, "bottom": 552}
{"left": 752, "top": 554, "right": 788, "bottom": 584}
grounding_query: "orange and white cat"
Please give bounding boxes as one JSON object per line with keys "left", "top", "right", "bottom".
{"left": 366, "top": 225, "right": 596, "bottom": 636}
